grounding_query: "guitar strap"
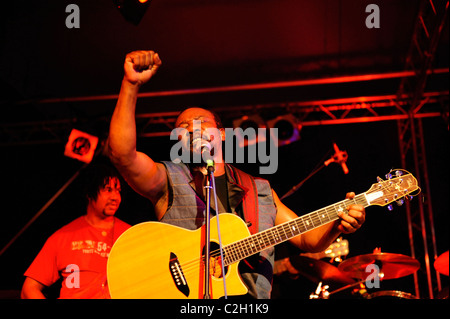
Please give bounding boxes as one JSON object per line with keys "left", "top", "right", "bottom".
{"left": 228, "top": 165, "right": 259, "bottom": 235}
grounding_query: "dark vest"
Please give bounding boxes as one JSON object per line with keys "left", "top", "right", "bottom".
{"left": 160, "top": 161, "right": 277, "bottom": 299}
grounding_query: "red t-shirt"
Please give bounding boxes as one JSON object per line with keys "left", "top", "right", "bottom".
{"left": 24, "top": 216, "right": 130, "bottom": 299}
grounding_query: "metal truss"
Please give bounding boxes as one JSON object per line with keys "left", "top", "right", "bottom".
{"left": 395, "top": 0, "right": 449, "bottom": 299}
{"left": 1, "top": 87, "right": 447, "bottom": 146}
{"left": 134, "top": 88, "right": 448, "bottom": 136}
{"left": 0, "top": 118, "right": 77, "bottom": 146}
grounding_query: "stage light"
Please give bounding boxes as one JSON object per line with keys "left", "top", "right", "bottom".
{"left": 64, "top": 129, "right": 99, "bottom": 163}
{"left": 114, "top": 0, "right": 151, "bottom": 25}
{"left": 232, "top": 114, "right": 267, "bottom": 147}
{"left": 266, "top": 114, "right": 301, "bottom": 146}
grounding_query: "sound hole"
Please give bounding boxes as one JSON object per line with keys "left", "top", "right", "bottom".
{"left": 203, "top": 241, "right": 229, "bottom": 279}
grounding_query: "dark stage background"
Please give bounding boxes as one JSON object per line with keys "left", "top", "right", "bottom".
{"left": 0, "top": 0, "right": 448, "bottom": 300}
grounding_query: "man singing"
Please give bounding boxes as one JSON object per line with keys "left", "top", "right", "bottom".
{"left": 107, "top": 50, "right": 365, "bottom": 299}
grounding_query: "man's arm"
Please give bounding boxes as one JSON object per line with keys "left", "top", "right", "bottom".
{"left": 108, "top": 51, "right": 168, "bottom": 219}
{"left": 273, "top": 190, "right": 365, "bottom": 253}
{"left": 21, "top": 277, "right": 47, "bottom": 299}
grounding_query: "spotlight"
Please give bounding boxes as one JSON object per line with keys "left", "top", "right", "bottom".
{"left": 64, "top": 129, "right": 99, "bottom": 163}
{"left": 232, "top": 114, "right": 266, "bottom": 147}
{"left": 114, "top": 0, "right": 151, "bottom": 25}
{"left": 266, "top": 114, "right": 301, "bottom": 146}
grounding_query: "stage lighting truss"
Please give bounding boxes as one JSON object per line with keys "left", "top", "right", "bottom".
{"left": 266, "top": 114, "right": 301, "bottom": 146}
{"left": 232, "top": 114, "right": 267, "bottom": 147}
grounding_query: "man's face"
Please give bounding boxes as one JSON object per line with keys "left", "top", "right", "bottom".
{"left": 175, "top": 108, "right": 225, "bottom": 156}
{"left": 90, "top": 177, "right": 122, "bottom": 219}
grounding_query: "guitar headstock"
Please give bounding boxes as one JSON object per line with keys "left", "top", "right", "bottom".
{"left": 365, "top": 169, "right": 420, "bottom": 207}
{"left": 323, "top": 239, "right": 349, "bottom": 260}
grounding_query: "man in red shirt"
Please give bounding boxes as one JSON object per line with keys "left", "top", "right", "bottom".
{"left": 21, "top": 160, "right": 130, "bottom": 299}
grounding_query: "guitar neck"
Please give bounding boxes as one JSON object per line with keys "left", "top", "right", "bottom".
{"left": 222, "top": 193, "right": 369, "bottom": 266}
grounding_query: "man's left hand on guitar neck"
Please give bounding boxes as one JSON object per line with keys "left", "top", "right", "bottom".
{"left": 273, "top": 191, "right": 365, "bottom": 254}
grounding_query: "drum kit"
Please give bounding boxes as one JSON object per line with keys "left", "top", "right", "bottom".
{"left": 283, "top": 248, "right": 449, "bottom": 299}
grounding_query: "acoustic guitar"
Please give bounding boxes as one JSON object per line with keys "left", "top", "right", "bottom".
{"left": 107, "top": 170, "right": 419, "bottom": 299}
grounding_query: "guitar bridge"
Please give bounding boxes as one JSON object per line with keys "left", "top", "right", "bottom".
{"left": 169, "top": 252, "right": 190, "bottom": 297}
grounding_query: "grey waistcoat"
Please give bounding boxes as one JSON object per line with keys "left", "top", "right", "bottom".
{"left": 160, "top": 161, "right": 277, "bottom": 299}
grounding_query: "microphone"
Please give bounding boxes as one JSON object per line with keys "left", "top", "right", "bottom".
{"left": 193, "top": 140, "right": 215, "bottom": 169}
{"left": 193, "top": 139, "right": 211, "bottom": 154}
{"left": 324, "top": 143, "right": 349, "bottom": 174}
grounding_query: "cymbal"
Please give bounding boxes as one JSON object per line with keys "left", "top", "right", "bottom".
{"left": 289, "top": 255, "right": 355, "bottom": 287}
{"left": 434, "top": 251, "right": 449, "bottom": 276}
{"left": 338, "top": 253, "right": 420, "bottom": 280}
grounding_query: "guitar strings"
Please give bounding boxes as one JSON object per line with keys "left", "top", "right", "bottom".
{"left": 175, "top": 196, "right": 358, "bottom": 276}
{"left": 174, "top": 178, "right": 411, "bottom": 279}
{"left": 180, "top": 195, "right": 362, "bottom": 274}
{"left": 110, "top": 177, "right": 415, "bottom": 296}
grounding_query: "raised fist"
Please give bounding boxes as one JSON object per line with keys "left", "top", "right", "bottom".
{"left": 123, "top": 50, "right": 162, "bottom": 86}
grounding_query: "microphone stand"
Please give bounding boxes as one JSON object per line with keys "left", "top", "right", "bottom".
{"left": 280, "top": 143, "right": 348, "bottom": 200}
{"left": 280, "top": 163, "right": 325, "bottom": 200}
{"left": 203, "top": 161, "right": 213, "bottom": 299}
{"left": 203, "top": 158, "right": 228, "bottom": 299}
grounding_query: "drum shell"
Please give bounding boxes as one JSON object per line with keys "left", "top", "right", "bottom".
{"left": 365, "top": 290, "right": 417, "bottom": 299}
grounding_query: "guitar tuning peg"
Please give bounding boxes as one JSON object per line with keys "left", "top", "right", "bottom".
{"left": 396, "top": 199, "right": 405, "bottom": 206}
{"left": 387, "top": 204, "right": 394, "bottom": 211}
{"left": 377, "top": 176, "right": 383, "bottom": 182}
{"left": 385, "top": 173, "right": 393, "bottom": 180}
{"left": 395, "top": 170, "right": 403, "bottom": 177}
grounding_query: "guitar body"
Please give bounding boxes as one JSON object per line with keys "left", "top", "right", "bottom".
{"left": 107, "top": 170, "right": 419, "bottom": 299}
{"left": 107, "top": 213, "right": 250, "bottom": 299}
